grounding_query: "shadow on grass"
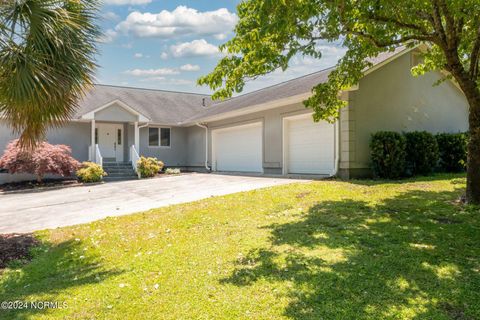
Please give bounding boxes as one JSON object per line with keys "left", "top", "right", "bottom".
{"left": 221, "top": 186, "right": 480, "bottom": 319}
{"left": 0, "top": 238, "right": 122, "bottom": 319}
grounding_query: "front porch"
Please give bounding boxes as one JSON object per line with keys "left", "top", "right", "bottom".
{"left": 81, "top": 100, "right": 150, "bottom": 178}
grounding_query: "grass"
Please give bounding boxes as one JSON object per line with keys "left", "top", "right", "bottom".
{"left": 0, "top": 174, "right": 479, "bottom": 319}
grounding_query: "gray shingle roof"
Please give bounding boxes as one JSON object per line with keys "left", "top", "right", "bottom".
{"left": 184, "top": 46, "right": 407, "bottom": 123}
{"left": 182, "top": 67, "right": 335, "bottom": 123}
{"left": 75, "top": 85, "right": 211, "bottom": 124}
{"left": 76, "top": 46, "right": 407, "bottom": 125}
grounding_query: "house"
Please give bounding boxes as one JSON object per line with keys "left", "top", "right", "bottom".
{"left": 0, "top": 46, "right": 469, "bottom": 184}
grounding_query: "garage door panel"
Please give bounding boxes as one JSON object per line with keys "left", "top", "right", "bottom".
{"left": 213, "top": 123, "right": 263, "bottom": 173}
{"left": 286, "top": 115, "right": 334, "bottom": 175}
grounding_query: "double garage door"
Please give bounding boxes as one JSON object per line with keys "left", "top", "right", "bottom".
{"left": 211, "top": 114, "right": 335, "bottom": 175}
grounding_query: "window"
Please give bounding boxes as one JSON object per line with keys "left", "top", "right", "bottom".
{"left": 117, "top": 129, "right": 122, "bottom": 145}
{"left": 148, "top": 127, "right": 171, "bottom": 147}
{"left": 95, "top": 128, "right": 98, "bottom": 144}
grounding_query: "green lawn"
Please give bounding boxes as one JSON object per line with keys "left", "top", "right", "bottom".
{"left": 1, "top": 174, "right": 479, "bottom": 319}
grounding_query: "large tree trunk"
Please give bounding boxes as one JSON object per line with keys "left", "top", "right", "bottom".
{"left": 467, "top": 97, "right": 480, "bottom": 204}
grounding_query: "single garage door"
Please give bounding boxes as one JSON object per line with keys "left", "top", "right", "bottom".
{"left": 284, "top": 113, "right": 335, "bottom": 175}
{"left": 213, "top": 122, "right": 263, "bottom": 173}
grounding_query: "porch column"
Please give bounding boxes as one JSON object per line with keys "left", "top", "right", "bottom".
{"left": 91, "top": 119, "right": 95, "bottom": 162}
{"left": 134, "top": 121, "right": 139, "bottom": 152}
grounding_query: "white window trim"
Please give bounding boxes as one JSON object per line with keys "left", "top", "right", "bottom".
{"left": 148, "top": 126, "right": 172, "bottom": 149}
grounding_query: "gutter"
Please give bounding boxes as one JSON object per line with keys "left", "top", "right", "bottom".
{"left": 196, "top": 123, "right": 211, "bottom": 171}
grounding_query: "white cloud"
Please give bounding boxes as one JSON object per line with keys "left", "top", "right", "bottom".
{"left": 99, "top": 29, "right": 118, "bottom": 43}
{"left": 102, "top": 11, "right": 121, "bottom": 21}
{"left": 139, "top": 77, "right": 193, "bottom": 85}
{"left": 104, "top": 0, "right": 151, "bottom": 5}
{"left": 115, "top": 6, "right": 237, "bottom": 38}
{"left": 134, "top": 53, "right": 143, "bottom": 58}
{"left": 170, "top": 39, "right": 219, "bottom": 58}
{"left": 125, "top": 68, "right": 179, "bottom": 76}
{"left": 180, "top": 64, "right": 200, "bottom": 71}
{"left": 160, "top": 52, "right": 168, "bottom": 60}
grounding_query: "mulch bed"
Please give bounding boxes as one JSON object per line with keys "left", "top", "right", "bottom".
{"left": 0, "top": 233, "right": 39, "bottom": 269}
{"left": 0, "top": 179, "right": 81, "bottom": 193}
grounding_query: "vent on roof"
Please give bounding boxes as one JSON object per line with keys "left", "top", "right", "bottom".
{"left": 202, "top": 97, "right": 206, "bottom": 107}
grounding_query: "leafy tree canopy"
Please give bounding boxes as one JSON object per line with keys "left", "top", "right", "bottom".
{"left": 198, "top": 0, "right": 479, "bottom": 121}
{"left": 0, "top": 0, "right": 100, "bottom": 148}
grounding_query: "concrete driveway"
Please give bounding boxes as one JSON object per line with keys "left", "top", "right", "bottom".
{"left": 0, "top": 173, "right": 305, "bottom": 233}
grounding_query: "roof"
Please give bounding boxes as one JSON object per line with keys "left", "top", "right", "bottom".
{"left": 75, "top": 85, "right": 211, "bottom": 124}
{"left": 76, "top": 46, "right": 409, "bottom": 125}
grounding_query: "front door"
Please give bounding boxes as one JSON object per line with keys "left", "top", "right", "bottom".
{"left": 96, "top": 123, "right": 124, "bottom": 162}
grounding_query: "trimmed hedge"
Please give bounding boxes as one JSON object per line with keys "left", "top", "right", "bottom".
{"left": 436, "top": 133, "right": 468, "bottom": 172}
{"left": 370, "top": 131, "right": 407, "bottom": 179}
{"left": 370, "top": 131, "right": 468, "bottom": 179}
{"left": 404, "top": 131, "right": 439, "bottom": 176}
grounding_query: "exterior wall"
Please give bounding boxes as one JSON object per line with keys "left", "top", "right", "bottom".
{"left": 94, "top": 103, "right": 138, "bottom": 122}
{"left": 138, "top": 126, "right": 188, "bottom": 167}
{"left": 185, "top": 125, "right": 207, "bottom": 168}
{"left": 0, "top": 120, "right": 90, "bottom": 184}
{"left": 339, "top": 51, "right": 469, "bottom": 178}
{"left": 203, "top": 103, "right": 315, "bottom": 174}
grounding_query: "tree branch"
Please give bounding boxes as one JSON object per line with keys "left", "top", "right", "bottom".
{"left": 470, "top": 25, "right": 480, "bottom": 78}
{"left": 340, "top": 29, "right": 436, "bottom": 48}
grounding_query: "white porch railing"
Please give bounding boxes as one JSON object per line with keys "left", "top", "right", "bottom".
{"left": 95, "top": 144, "right": 103, "bottom": 168}
{"left": 130, "top": 145, "right": 141, "bottom": 179}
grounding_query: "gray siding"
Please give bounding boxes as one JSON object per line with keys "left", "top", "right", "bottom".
{"left": 94, "top": 103, "right": 138, "bottom": 122}
{"left": 340, "top": 51, "right": 469, "bottom": 177}
{"left": 0, "top": 120, "right": 90, "bottom": 184}
{"left": 138, "top": 126, "right": 188, "bottom": 167}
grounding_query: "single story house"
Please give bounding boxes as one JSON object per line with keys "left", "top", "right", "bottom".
{"left": 0, "top": 45, "right": 469, "bottom": 184}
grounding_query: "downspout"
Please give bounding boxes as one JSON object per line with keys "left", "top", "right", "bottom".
{"left": 331, "top": 119, "right": 340, "bottom": 177}
{"left": 196, "top": 123, "right": 211, "bottom": 171}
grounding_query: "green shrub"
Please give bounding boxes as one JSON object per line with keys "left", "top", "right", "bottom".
{"left": 137, "top": 157, "right": 164, "bottom": 178}
{"left": 436, "top": 132, "right": 468, "bottom": 172}
{"left": 370, "top": 131, "right": 407, "bottom": 179}
{"left": 404, "top": 131, "right": 439, "bottom": 176}
{"left": 76, "top": 162, "right": 107, "bottom": 183}
{"left": 165, "top": 168, "right": 181, "bottom": 175}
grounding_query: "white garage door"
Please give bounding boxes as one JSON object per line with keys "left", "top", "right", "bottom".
{"left": 213, "top": 122, "right": 263, "bottom": 173}
{"left": 284, "top": 113, "right": 335, "bottom": 175}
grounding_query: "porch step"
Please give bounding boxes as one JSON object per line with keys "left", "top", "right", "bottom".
{"left": 102, "top": 161, "right": 138, "bottom": 181}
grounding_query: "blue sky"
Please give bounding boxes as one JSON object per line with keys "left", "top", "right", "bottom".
{"left": 97, "top": 0, "right": 346, "bottom": 94}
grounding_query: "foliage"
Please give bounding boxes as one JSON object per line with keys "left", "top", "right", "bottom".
{"left": 137, "top": 156, "right": 163, "bottom": 178}
{"left": 436, "top": 133, "right": 468, "bottom": 172}
{"left": 198, "top": 0, "right": 480, "bottom": 203}
{"left": 404, "top": 131, "right": 439, "bottom": 176}
{"left": 165, "top": 168, "right": 181, "bottom": 175}
{"left": 0, "top": 0, "right": 100, "bottom": 148}
{"left": 0, "top": 139, "right": 80, "bottom": 182}
{"left": 370, "top": 132, "right": 406, "bottom": 179}
{"left": 198, "top": 0, "right": 479, "bottom": 121}
{"left": 1, "top": 174, "right": 478, "bottom": 319}
{"left": 76, "top": 161, "right": 106, "bottom": 183}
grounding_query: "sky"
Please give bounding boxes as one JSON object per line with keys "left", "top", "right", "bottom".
{"left": 97, "top": 0, "right": 347, "bottom": 95}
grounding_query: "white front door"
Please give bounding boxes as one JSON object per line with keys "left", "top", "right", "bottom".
{"left": 212, "top": 122, "right": 263, "bottom": 173}
{"left": 96, "top": 123, "right": 124, "bottom": 162}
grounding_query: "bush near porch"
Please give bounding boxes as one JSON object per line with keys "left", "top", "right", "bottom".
{"left": 0, "top": 174, "right": 478, "bottom": 320}
{"left": 76, "top": 162, "right": 107, "bottom": 183}
{"left": 137, "top": 156, "right": 164, "bottom": 178}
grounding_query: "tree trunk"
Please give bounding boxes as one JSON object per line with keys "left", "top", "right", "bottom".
{"left": 467, "top": 98, "right": 480, "bottom": 204}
